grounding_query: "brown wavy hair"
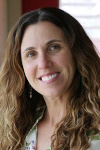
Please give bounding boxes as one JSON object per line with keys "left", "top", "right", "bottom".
{"left": 0, "top": 7, "right": 100, "bottom": 150}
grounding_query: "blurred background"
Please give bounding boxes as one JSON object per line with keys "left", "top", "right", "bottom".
{"left": 0, "top": 0, "right": 100, "bottom": 65}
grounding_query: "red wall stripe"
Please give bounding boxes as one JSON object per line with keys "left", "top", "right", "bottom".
{"left": 22, "top": 0, "right": 59, "bottom": 14}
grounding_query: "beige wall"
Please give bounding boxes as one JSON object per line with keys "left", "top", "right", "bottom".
{"left": 6, "top": 0, "right": 22, "bottom": 33}
{"left": 0, "top": 0, "right": 6, "bottom": 65}
{"left": 0, "top": 0, "right": 22, "bottom": 66}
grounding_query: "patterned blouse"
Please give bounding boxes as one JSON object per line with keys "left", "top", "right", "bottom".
{"left": 22, "top": 108, "right": 100, "bottom": 150}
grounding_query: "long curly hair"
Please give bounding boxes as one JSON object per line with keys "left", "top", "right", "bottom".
{"left": 0, "top": 7, "right": 100, "bottom": 150}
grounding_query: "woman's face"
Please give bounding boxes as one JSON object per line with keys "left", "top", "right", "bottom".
{"left": 21, "top": 21, "right": 76, "bottom": 99}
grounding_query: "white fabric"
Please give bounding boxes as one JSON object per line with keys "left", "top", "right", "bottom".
{"left": 87, "top": 140, "right": 100, "bottom": 150}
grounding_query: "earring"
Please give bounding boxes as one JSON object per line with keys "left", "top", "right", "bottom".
{"left": 30, "top": 86, "right": 32, "bottom": 98}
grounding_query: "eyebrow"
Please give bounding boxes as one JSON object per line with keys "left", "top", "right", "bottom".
{"left": 23, "top": 39, "right": 63, "bottom": 53}
{"left": 46, "top": 39, "right": 63, "bottom": 46}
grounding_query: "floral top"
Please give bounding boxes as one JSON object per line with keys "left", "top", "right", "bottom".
{"left": 22, "top": 108, "right": 100, "bottom": 150}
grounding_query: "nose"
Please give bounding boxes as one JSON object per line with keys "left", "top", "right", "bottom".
{"left": 38, "top": 53, "right": 52, "bottom": 70}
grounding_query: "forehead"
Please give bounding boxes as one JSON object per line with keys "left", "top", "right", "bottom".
{"left": 21, "top": 21, "right": 68, "bottom": 52}
{"left": 22, "top": 21, "right": 66, "bottom": 40}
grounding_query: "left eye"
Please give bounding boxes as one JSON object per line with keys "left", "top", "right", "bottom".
{"left": 49, "top": 45, "right": 60, "bottom": 51}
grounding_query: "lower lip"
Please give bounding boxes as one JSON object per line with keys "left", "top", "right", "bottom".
{"left": 40, "top": 73, "right": 60, "bottom": 84}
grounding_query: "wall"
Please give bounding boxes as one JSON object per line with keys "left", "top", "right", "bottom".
{"left": 22, "top": 0, "right": 58, "bottom": 14}
{"left": 0, "top": 0, "right": 6, "bottom": 65}
{"left": 6, "top": 0, "right": 22, "bottom": 33}
{"left": 0, "top": 0, "right": 22, "bottom": 66}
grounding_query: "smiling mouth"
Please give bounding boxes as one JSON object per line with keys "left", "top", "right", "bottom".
{"left": 40, "top": 72, "right": 60, "bottom": 82}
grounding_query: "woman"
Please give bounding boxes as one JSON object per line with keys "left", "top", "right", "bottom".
{"left": 0, "top": 7, "right": 100, "bottom": 150}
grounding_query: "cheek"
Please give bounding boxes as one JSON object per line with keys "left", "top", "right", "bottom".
{"left": 55, "top": 53, "right": 72, "bottom": 66}
{"left": 22, "top": 63, "right": 36, "bottom": 79}
{"left": 58, "top": 53, "right": 76, "bottom": 75}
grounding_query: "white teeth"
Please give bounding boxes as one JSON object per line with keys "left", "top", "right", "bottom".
{"left": 41, "top": 73, "right": 58, "bottom": 81}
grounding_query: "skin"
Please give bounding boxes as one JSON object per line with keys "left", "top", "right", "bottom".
{"left": 21, "top": 21, "right": 76, "bottom": 149}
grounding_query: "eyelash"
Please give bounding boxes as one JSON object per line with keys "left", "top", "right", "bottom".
{"left": 26, "top": 51, "right": 37, "bottom": 58}
{"left": 49, "top": 44, "right": 61, "bottom": 52}
{"left": 26, "top": 44, "right": 61, "bottom": 58}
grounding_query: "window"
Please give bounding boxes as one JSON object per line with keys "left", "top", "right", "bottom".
{"left": 59, "top": 0, "right": 100, "bottom": 56}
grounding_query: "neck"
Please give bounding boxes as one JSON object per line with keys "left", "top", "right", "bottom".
{"left": 43, "top": 96, "right": 69, "bottom": 127}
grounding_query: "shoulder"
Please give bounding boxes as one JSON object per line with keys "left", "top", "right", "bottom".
{"left": 88, "top": 140, "right": 100, "bottom": 150}
{"left": 87, "top": 129, "right": 100, "bottom": 150}
{"left": 22, "top": 107, "right": 45, "bottom": 150}
{"left": 26, "top": 107, "right": 45, "bottom": 136}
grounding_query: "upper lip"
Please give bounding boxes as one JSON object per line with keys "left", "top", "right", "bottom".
{"left": 38, "top": 72, "right": 60, "bottom": 79}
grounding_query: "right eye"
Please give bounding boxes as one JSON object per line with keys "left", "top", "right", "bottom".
{"left": 26, "top": 51, "right": 37, "bottom": 58}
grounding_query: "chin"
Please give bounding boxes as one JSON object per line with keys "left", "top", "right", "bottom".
{"left": 42, "top": 90, "right": 64, "bottom": 99}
